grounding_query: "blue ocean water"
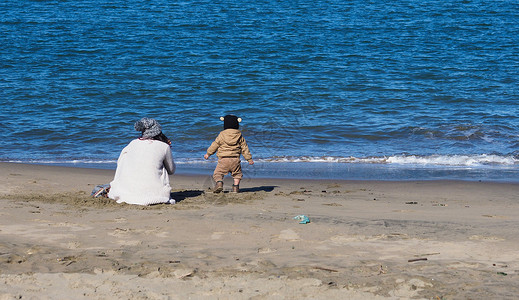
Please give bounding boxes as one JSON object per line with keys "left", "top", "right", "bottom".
{"left": 1, "top": 0, "right": 519, "bottom": 181}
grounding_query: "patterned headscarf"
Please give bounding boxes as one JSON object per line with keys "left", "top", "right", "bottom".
{"left": 134, "top": 117, "right": 162, "bottom": 139}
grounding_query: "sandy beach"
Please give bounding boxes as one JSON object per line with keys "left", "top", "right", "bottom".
{"left": 1, "top": 162, "right": 519, "bottom": 299}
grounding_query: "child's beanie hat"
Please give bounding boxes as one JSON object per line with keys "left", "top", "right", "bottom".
{"left": 221, "top": 115, "right": 241, "bottom": 130}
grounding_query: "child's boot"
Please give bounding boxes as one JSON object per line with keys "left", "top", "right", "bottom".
{"left": 214, "top": 181, "right": 224, "bottom": 193}
{"left": 232, "top": 184, "right": 239, "bottom": 193}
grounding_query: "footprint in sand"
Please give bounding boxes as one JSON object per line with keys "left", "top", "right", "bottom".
{"left": 211, "top": 232, "right": 225, "bottom": 240}
{"left": 469, "top": 235, "right": 505, "bottom": 241}
{"left": 482, "top": 215, "right": 508, "bottom": 219}
{"left": 258, "top": 247, "right": 277, "bottom": 254}
{"left": 278, "top": 229, "right": 300, "bottom": 240}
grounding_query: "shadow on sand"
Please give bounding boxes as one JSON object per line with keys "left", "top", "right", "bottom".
{"left": 171, "top": 190, "right": 204, "bottom": 203}
{"left": 237, "top": 186, "right": 277, "bottom": 193}
{"left": 171, "top": 186, "right": 277, "bottom": 203}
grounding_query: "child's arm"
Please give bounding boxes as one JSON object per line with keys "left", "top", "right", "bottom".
{"left": 205, "top": 135, "right": 222, "bottom": 159}
{"left": 239, "top": 136, "right": 254, "bottom": 165}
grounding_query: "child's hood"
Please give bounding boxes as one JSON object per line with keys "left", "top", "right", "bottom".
{"left": 220, "top": 129, "right": 242, "bottom": 145}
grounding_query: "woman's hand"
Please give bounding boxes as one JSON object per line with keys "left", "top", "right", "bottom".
{"left": 204, "top": 154, "right": 209, "bottom": 160}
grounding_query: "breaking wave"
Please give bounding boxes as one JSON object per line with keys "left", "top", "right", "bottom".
{"left": 258, "top": 154, "right": 519, "bottom": 167}
{"left": 4, "top": 154, "right": 518, "bottom": 168}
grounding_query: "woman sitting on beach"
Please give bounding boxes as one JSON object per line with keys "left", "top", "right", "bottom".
{"left": 108, "top": 118, "right": 176, "bottom": 205}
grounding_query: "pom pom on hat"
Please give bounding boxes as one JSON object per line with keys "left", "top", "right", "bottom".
{"left": 135, "top": 117, "right": 162, "bottom": 139}
{"left": 221, "top": 115, "right": 241, "bottom": 129}
{"left": 220, "top": 116, "right": 242, "bottom": 122}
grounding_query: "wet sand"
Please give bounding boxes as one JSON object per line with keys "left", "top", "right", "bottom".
{"left": 1, "top": 162, "right": 518, "bottom": 299}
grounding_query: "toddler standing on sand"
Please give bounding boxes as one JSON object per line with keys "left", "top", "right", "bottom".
{"left": 204, "top": 115, "right": 254, "bottom": 193}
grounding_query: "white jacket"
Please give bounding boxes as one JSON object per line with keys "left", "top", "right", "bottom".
{"left": 108, "top": 139, "right": 175, "bottom": 205}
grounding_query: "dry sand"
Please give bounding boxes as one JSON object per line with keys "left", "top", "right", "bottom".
{"left": 1, "top": 162, "right": 519, "bottom": 299}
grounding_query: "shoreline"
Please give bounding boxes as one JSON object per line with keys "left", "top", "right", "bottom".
{"left": 1, "top": 162, "right": 519, "bottom": 299}
{"left": 2, "top": 160, "right": 519, "bottom": 183}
